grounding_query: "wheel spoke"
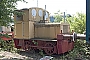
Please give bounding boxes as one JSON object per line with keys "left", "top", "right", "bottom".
{"left": 44, "top": 42, "right": 55, "bottom": 55}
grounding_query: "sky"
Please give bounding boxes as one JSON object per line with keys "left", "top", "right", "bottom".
{"left": 16, "top": 0, "right": 86, "bottom": 15}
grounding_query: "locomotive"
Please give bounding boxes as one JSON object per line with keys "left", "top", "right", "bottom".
{"left": 12, "top": 7, "right": 75, "bottom": 55}
{"left": 0, "top": 7, "right": 86, "bottom": 55}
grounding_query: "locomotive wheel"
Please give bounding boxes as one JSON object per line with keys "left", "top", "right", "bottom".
{"left": 24, "top": 41, "right": 31, "bottom": 51}
{"left": 44, "top": 42, "right": 55, "bottom": 55}
{"left": 24, "top": 41, "right": 29, "bottom": 51}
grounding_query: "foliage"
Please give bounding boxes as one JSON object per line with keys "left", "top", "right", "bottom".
{"left": 54, "top": 15, "right": 63, "bottom": 23}
{"left": 0, "top": 0, "right": 27, "bottom": 26}
{"left": 64, "top": 40, "right": 88, "bottom": 60}
{"left": 32, "top": 40, "right": 38, "bottom": 45}
{"left": 0, "top": 33, "right": 10, "bottom": 38}
{"left": 0, "top": 34, "right": 18, "bottom": 53}
{"left": 66, "top": 12, "right": 86, "bottom": 33}
{"left": 0, "top": 39, "right": 14, "bottom": 52}
{"left": 39, "top": 49, "right": 45, "bottom": 57}
{"left": 54, "top": 10, "right": 63, "bottom": 23}
{"left": 54, "top": 11, "right": 86, "bottom": 33}
{"left": 0, "top": 0, "right": 27, "bottom": 53}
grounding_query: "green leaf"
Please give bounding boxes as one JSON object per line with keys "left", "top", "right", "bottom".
{"left": 0, "top": 0, "right": 27, "bottom": 26}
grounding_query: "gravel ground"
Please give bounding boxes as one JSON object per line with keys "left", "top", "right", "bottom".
{"left": 0, "top": 51, "right": 34, "bottom": 60}
{"left": 0, "top": 49, "right": 60, "bottom": 60}
{"left": 0, "top": 49, "right": 46, "bottom": 60}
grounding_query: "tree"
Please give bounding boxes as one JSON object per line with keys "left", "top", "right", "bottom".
{"left": 54, "top": 10, "right": 63, "bottom": 23}
{"left": 0, "top": 0, "right": 27, "bottom": 26}
{"left": 66, "top": 12, "right": 86, "bottom": 33}
{"left": 54, "top": 11, "right": 86, "bottom": 33}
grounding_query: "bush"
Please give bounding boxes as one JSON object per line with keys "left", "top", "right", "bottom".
{"left": 0, "top": 39, "right": 15, "bottom": 52}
